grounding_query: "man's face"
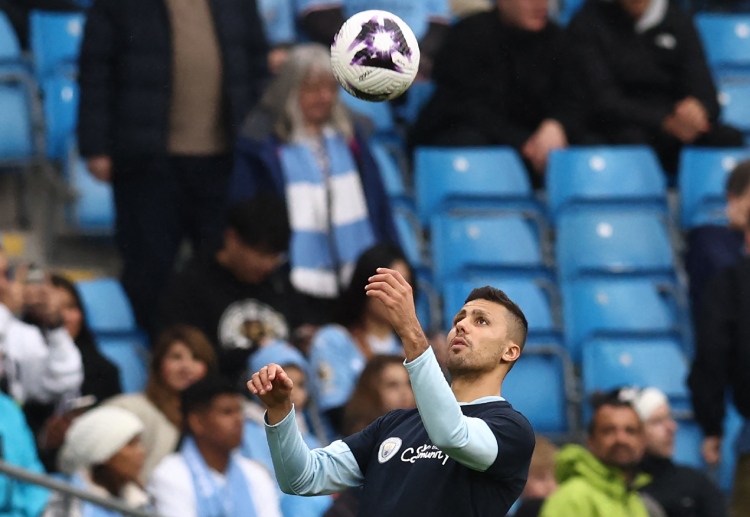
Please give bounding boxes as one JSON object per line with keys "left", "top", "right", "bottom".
{"left": 445, "top": 299, "right": 519, "bottom": 377}
{"left": 190, "top": 394, "right": 245, "bottom": 452}
{"left": 619, "top": 0, "right": 651, "bottom": 19}
{"left": 496, "top": 0, "right": 549, "bottom": 32}
{"left": 643, "top": 403, "right": 677, "bottom": 459}
{"left": 225, "top": 230, "right": 284, "bottom": 284}
{"left": 588, "top": 405, "right": 645, "bottom": 470}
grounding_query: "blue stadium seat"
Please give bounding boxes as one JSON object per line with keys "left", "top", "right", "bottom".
{"left": 431, "top": 213, "right": 549, "bottom": 289}
{"left": 340, "top": 89, "right": 397, "bottom": 135}
{"left": 65, "top": 153, "right": 115, "bottom": 232}
{"left": 414, "top": 146, "right": 539, "bottom": 226}
{"left": 678, "top": 147, "right": 750, "bottom": 228}
{"left": 556, "top": 210, "right": 675, "bottom": 282}
{"left": 696, "top": 14, "right": 750, "bottom": 79}
{"left": 29, "top": 11, "right": 85, "bottom": 80}
{"left": 370, "top": 141, "right": 411, "bottom": 210}
{"left": 556, "top": 0, "right": 585, "bottom": 24}
{"left": 393, "top": 207, "right": 425, "bottom": 272}
{"left": 0, "top": 11, "right": 25, "bottom": 72}
{"left": 674, "top": 418, "right": 705, "bottom": 469}
{"left": 442, "top": 277, "right": 561, "bottom": 345}
{"left": 97, "top": 337, "right": 148, "bottom": 393}
{"left": 76, "top": 278, "right": 136, "bottom": 334}
{"left": 562, "top": 278, "right": 680, "bottom": 362}
{"left": 42, "top": 76, "right": 78, "bottom": 160}
{"left": 0, "top": 83, "right": 35, "bottom": 163}
{"left": 547, "top": 146, "right": 667, "bottom": 222}
{"left": 502, "top": 346, "right": 575, "bottom": 435}
{"left": 581, "top": 337, "right": 690, "bottom": 411}
{"left": 393, "top": 80, "right": 434, "bottom": 125}
{"left": 718, "top": 82, "right": 750, "bottom": 133}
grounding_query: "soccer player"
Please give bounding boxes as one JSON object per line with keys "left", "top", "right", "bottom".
{"left": 248, "top": 268, "right": 535, "bottom": 516}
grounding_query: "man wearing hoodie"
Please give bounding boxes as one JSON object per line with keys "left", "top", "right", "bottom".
{"left": 540, "top": 393, "right": 653, "bottom": 517}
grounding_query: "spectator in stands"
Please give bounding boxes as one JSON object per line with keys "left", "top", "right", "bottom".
{"left": 612, "top": 387, "right": 727, "bottom": 517}
{"left": 0, "top": 0, "right": 80, "bottom": 48}
{"left": 688, "top": 236, "right": 750, "bottom": 517}
{"left": 322, "top": 354, "right": 415, "bottom": 517}
{"left": 77, "top": 0, "right": 269, "bottom": 335}
{"left": 34, "top": 274, "right": 122, "bottom": 472}
{"left": 231, "top": 44, "right": 399, "bottom": 325}
{"left": 514, "top": 436, "right": 559, "bottom": 517}
{"left": 0, "top": 247, "right": 83, "bottom": 407}
{"left": 685, "top": 160, "right": 750, "bottom": 320}
{"left": 540, "top": 393, "right": 653, "bottom": 517}
{"left": 105, "top": 325, "right": 216, "bottom": 480}
{"left": 566, "top": 0, "right": 744, "bottom": 175}
{"left": 309, "top": 244, "right": 413, "bottom": 435}
{"left": 295, "top": 0, "right": 450, "bottom": 78}
{"left": 409, "top": 0, "right": 586, "bottom": 186}
{"left": 0, "top": 391, "right": 50, "bottom": 517}
{"left": 243, "top": 340, "right": 333, "bottom": 517}
{"left": 158, "top": 197, "right": 302, "bottom": 385}
{"left": 148, "top": 374, "right": 282, "bottom": 517}
{"left": 52, "top": 405, "right": 150, "bottom": 517}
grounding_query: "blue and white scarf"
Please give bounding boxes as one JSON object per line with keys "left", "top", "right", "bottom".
{"left": 280, "top": 128, "right": 375, "bottom": 298}
{"left": 181, "top": 437, "right": 257, "bottom": 517}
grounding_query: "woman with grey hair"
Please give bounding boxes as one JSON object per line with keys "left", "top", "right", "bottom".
{"left": 230, "top": 43, "right": 398, "bottom": 325}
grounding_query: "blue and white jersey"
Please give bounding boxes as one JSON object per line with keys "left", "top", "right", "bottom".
{"left": 309, "top": 324, "right": 402, "bottom": 412}
{"left": 342, "top": 402, "right": 533, "bottom": 516}
{"left": 295, "top": 0, "right": 450, "bottom": 41}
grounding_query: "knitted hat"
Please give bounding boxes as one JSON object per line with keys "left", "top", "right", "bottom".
{"left": 58, "top": 406, "right": 144, "bottom": 475}
{"left": 618, "top": 387, "right": 669, "bottom": 422}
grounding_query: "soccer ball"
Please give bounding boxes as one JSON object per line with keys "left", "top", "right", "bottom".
{"left": 330, "top": 10, "right": 420, "bottom": 102}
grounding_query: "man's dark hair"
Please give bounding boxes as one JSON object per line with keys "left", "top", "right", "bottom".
{"left": 587, "top": 389, "right": 638, "bottom": 436}
{"left": 181, "top": 373, "right": 242, "bottom": 427}
{"left": 465, "top": 286, "right": 528, "bottom": 350}
{"left": 226, "top": 195, "right": 290, "bottom": 253}
{"left": 726, "top": 160, "right": 750, "bottom": 197}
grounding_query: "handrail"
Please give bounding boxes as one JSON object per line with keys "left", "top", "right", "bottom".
{"left": 0, "top": 460, "right": 156, "bottom": 517}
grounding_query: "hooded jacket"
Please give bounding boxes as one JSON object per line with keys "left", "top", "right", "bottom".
{"left": 540, "top": 445, "right": 652, "bottom": 517}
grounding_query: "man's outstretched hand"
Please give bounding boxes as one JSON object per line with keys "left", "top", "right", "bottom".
{"left": 365, "top": 267, "right": 428, "bottom": 361}
{"left": 247, "top": 363, "right": 294, "bottom": 425}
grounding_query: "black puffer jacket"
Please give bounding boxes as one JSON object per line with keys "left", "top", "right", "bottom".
{"left": 77, "top": 0, "right": 268, "bottom": 159}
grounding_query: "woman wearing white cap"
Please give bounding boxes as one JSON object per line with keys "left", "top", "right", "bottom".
{"left": 44, "top": 406, "right": 150, "bottom": 517}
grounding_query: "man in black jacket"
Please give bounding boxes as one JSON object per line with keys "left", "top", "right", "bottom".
{"left": 567, "top": 0, "right": 743, "bottom": 174}
{"left": 409, "top": 0, "right": 585, "bottom": 186}
{"left": 77, "top": 0, "right": 269, "bottom": 334}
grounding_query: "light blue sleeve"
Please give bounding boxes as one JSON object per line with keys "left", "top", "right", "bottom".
{"left": 309, "top": 327, "right": 360, "bottom": 412}
{"left": 265, "top": 406, "right": 364, "bottom": 496}
{"left": 404, "top": 347, "right": 499, "bottom": 472}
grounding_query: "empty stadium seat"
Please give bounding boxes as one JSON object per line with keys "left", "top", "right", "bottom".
{"left": 393, "top": 206, "right": 426, "bottom": 272}
{"left": 393, "top": 80, "right": 434, "bottom": 125}
{"left": 0, "top": 11, "right": 24, "bottom": 72}
{"left": 414, "top": 146, "right": 539, "bottom": 226}
{"left": 65, "top": 153, "right": 115, "bottom": 232}
{"left": 431, "top": 213, "right": 549, "bottom": 288}
{"left": 76, "top": 278, "right": 136, "bottom": 333}
{"left": 582, "top": 337, "right": 690, "bottom": 411}
{"left": 501, "top": 346, "right": 575, "bottom": 435}
{"left": 718, "top": 82, "right": 750, "bottom": 134}
{"left": 556, "top": 210, "right": 675, "bottom": 281}
{"left": 696, "top": 14, "right": 750, "bottom": 79}
{"left": 562, "top": 278, "right": 679, "bottom": 362}
{"left": 42, "top": 76, "right": 78, "bottom": 160}
{"left": 29, "top": 10, "right": 85, "bottom": 80}
{"left": 442, "top": 277, "right": 561, "bottom": 345}
{"left": 673, "top": 418, "right": 705, "bottom": 469}
{"left": 370, "top": 141, "right": 412, "bottom": 210}
{"left": 340, "top": 89, "right": 398, "bottom": 139}
{"left": 547, "top": 146, "right": 667, "bottom": 222}
{"left": 0, "top": 83, "right": 35, "bottom": 162}
{"left": 678, "top": 147, "right": 750, "bottom": 228}
{"left": 97, "top": 337, "right": 149, "bottom": 393}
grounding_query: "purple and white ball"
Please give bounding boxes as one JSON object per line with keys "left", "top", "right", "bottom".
{"left": 331, "top": 10, "right": 420, "bottom": 102}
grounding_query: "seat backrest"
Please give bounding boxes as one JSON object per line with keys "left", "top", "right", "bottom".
{"left": 67, "top": 155, "right": 115, "bottom": 231}
{"left": 556, "top": 210, "right": 674, "bottom": 281}
{"left": 673, "top": 418, "right": 706, "bottom": 469}
{"left": 442, "top": 277, "right": 555, "bottom": 336}
{"left": 393, "top": 208, "right": 423, "bottom": 270}
{"left": 414, "top": 146, "right": 532, "bottom": 226}
{"left": 718, "top": 82, "right": 750, "bottom": 132}
{"left": 0, "top": 83, "right": 34, "bottom": 160}
{"left": 97, "top": 337, "right": 148, "bottom": 393}
{"left": 547, "top": 146, "right": 667, "bottom": 221}
{"left": 562, "top": 278, "right": 677, "bottom": 362}
{"left": 340, "top": 89, "right": 395, "bottom": 133}
{"left": 582, "top": 337, "right": 689, "bottom": 404}
{"left": 696, "top": 14, "right": 750, "bottom": 70}
{"left": 76, "top": 278, "right": 137, "bottom": 334}
{"left": 42, "top": 76, "right": 78, "bottom": 160}
{"left": 370, "top": 142, "right": 407, "bottom": 201}
{"left": 431, "top": 213, "right": 543, "bottom": 283}
{"left": 29, "top": 10, "right": 85, "bottom": 79}
{"left": 678, "top": 147, "right": 750, "bottom": 228}
{"left": 0, "top": 11, "right": 22, "bottom": 62}
{"left": 502, "top": 349, "right": 569, "bottom": 434}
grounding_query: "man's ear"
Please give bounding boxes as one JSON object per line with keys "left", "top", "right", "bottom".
{"left": 501, "top": 343, "right": 521, "bottom": 364}
{"left": 187, "top": 412, "right": 204, "bottom": 438}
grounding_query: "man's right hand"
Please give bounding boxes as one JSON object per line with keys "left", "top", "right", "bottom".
{"left": 87, "top": 155, "right": 113, "bottom": 183}
{"left": 702, "top": 436, "right": 722, "bottom": 465}
{"left": 248, "top": 363, "right": 294, "bottom": 425}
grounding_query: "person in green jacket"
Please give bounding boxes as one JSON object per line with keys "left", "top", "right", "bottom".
{"left": 540, "top": 393, "right": 653, "bottom": 517}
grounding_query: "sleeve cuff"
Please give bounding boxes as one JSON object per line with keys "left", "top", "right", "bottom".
{"left": 264, "top": 405, "right": 297, "bottom": 430}
{"left": 404, "top": 346, "right": 435, "bottom": 371}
